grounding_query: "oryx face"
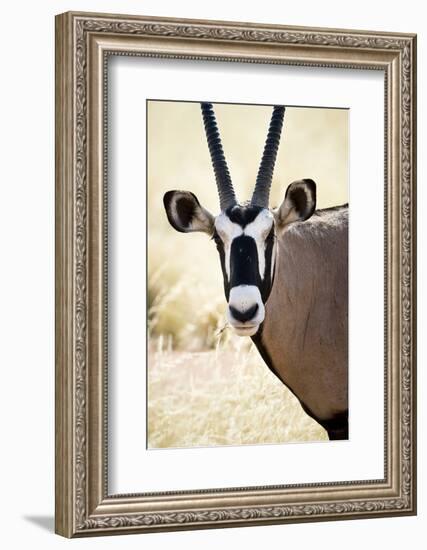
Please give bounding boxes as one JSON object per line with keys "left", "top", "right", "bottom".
{"left": 163, "top": 103, "right": 316, "bottom": 337}
{"left": 213, "top": 205, "right": 275, "bottom": 335}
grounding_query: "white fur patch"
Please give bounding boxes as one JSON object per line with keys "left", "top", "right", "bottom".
{"left": 214, "top": 213, "right": 242, "bottom": 279}
{"left": 271, "top": 236, "right": 277, "bottom": 281}
{"left": 227, "top": 284, "right": 265, "bottom": 336}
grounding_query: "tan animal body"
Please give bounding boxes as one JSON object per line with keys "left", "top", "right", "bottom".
{"left": 254, "top": 206, "right": 348, "bottom": 439}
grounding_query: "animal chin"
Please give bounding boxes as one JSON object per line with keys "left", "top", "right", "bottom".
{"left": 232, "top": 324, "right": 259, "bottom": 337}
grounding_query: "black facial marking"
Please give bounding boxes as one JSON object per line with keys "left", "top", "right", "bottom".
{"left": 226, "top": 204, "right": 263, "bottom": 227}
{"left": 230, "top": 236, "right": 260, "bottom": 289}
{"left": 212, "top": 231, "right": 230, "bottom": 300}
{"left": 229, "top": 303, "right": 259, "bottom": 323}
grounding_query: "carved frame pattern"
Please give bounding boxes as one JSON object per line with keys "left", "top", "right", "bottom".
{"left": 55, "top": 11, "right": 416, "bottom": 537}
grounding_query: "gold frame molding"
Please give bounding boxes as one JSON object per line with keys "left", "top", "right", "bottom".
{"left": 55, "top": 11, "right": 417, "bottom": 537}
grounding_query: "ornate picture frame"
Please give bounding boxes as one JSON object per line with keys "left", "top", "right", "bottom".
{"left": 55, "top": 11, "right": 417, "bottom": 537}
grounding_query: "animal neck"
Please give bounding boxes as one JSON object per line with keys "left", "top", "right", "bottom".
{"left": 251, "top": 206, "right": 349, "bottom": 425}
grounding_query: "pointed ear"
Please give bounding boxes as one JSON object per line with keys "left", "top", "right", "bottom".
{"left": 274, "top": 179, "right": 316, "bottom": 231}
{"left": 163, "top": 190, "right": 215, "bottom": 235}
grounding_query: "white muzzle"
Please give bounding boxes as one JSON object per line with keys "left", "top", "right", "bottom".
{"left": 227, "top": 285, "right": 265, "bottom": 336}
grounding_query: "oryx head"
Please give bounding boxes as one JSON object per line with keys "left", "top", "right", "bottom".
{"left": 163, "top": 103, "right": 316, "bottom": 337}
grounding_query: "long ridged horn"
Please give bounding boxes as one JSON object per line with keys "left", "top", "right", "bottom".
{"left": 251, "top": 106, "right": 285, "bottom": 208}
{"left": 200, "top": 103, "right": 237, "bottom": 211}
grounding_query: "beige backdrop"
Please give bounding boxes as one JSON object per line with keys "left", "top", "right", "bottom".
{"left": 147, "top": 100, "right": 348, "bottom": 449}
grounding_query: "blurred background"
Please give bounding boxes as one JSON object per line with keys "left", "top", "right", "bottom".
{"left": 147, "top": 100, "right": 348, "bottom": 449}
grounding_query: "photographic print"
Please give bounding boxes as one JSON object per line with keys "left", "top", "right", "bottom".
{"left": 147, "top": 100, "right": 349, "bottom": 449}
{"left": 56, "top": 12, "right": 416, "bottom": 536}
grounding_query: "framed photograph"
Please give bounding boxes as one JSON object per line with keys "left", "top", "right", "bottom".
{"left": 55, "top": 11, "right": 417, "bottom": 537}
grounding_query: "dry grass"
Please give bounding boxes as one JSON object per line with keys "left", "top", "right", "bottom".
{"left": 147, "top": 337, "right": 327, "bottom": 449}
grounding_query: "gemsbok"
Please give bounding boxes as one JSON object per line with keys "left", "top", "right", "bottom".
{"left": 163, "top": 103, "right": 348, "bottom": 440}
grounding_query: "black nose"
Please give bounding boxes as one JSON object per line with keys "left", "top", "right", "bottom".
{"left": 229, "top": 303, "right": 259, "bottom": 323}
